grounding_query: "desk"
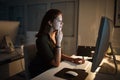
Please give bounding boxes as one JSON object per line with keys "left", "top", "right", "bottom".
{"left": 32, "top": 55, "right": 120, "bottom": 80}
{"left": 31, "top": 56, "right": 92, "bottom": 80}
{"left": 0, "top": 48, "right": 24, "bottom": 65}
{"left": 0, "top": 48, "right": 24, "bottom": 80}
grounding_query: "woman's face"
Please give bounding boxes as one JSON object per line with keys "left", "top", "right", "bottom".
{"left": 53, "top": 14, "right": 63, "bottom": 31}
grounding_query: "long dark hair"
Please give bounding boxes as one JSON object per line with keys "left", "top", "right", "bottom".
{"left": 36, "top": 9, "right": 62, "bottom": 38}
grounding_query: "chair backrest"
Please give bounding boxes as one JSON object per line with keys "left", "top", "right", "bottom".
{"left": 24, "top": 44, "right": 37, "bottom": 80}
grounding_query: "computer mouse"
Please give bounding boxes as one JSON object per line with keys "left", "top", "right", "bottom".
{"left": 65, "top": 70, "right": 78, "bottom": 77}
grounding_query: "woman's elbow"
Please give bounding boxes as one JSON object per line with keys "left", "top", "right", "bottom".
{"left": 53, "top": 62, "right": 60, "bottom": 67}
{"left": 51, "top": 61, "right": 60, "bottom": 67}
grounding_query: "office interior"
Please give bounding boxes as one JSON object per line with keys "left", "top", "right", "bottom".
{"left": 0, "top": 0, "right": 120, "bottom": 80}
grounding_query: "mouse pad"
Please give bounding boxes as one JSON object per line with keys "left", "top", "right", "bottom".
{"left": 54, "top": 68, "right": 88, "bottom": 80}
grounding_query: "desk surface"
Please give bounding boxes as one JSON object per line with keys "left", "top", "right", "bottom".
{"left": 32, "top": 60, "right": 91, "bottom": 80}
{"left": 32, "top": 55, "right": 120, "bottom": 80}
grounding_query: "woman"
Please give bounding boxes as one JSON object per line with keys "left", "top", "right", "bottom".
{"left": 29, "top": 9, "right": 85, "bottom": 78}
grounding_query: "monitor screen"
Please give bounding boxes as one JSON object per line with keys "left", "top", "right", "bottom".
{"left": 91, "top": 16, "right": 114, "bottom": 72}
{"left": 0, "top": 21, "right": 20, "bottom": 45}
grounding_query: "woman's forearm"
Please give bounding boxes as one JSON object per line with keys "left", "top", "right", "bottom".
{"left": 61, "top": 53, "right": 73, "bottom": 62}
{"left": 61, "top": 53, "right": 85, "bottom": 64}
{"left": 55, "top": 47, "right": 61, "bottom": 66}
{"left": 51, "top": 47, "right": 61, "bottom": 67}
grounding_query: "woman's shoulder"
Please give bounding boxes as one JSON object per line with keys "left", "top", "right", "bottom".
{"left": 37, "top": 34, "right": 49, "bottom": 42}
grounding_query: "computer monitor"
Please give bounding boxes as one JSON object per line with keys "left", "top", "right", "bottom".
{"left": 91, "top": 16, "right": 116, "bottom": 73}
{"left": 0, "top": 21, "right": 20, "bottom": 45}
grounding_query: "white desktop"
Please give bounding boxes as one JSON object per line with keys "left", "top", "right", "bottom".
{"left": 31, "top": 55, "right": 92, "bottom": 80}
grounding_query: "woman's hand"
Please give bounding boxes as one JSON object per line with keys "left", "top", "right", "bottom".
{"left": 56, "top": 29, "right": 63, "bottom": 47}
{"left": 72, "top": 58, "right": 85, "bottom": 64}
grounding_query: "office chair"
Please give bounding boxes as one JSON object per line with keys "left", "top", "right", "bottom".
{"left": 24, "top": 44, "right": 37, "bottom": 80}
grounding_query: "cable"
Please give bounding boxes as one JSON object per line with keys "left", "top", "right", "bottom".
{"left": 109, "top": 42, "right": 118, "bottom": 75}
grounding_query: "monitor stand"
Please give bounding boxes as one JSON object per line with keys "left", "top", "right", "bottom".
{"left": 98, "top": 62, "right": 115, "bottom": 75}
{"left": 98, "top": 42, "right": 118, "bottom": 75}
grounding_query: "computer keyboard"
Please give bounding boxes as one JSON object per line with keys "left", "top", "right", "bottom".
{"left": 71, "top": 55, "right": 92, "bottom": 71}
{"left": 74, "top": 60, "right": 92, "bottom": 71}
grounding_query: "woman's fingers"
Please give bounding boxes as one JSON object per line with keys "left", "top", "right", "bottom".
{"left": 73, "top": 58, "right": 85, "bottom": 64}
